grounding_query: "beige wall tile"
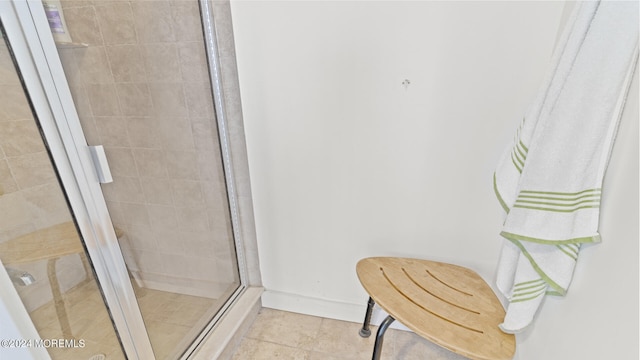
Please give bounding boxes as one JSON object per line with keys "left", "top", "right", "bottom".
{"left": 170, "top": 179, "right": 203, "bottom": 207}
{"left": 77, "top": 115, "right": 101, "bottom": 146}
{"left": 180, "top": 231, "right": 213, "bottom": 258}
{"left": 215, "top": 257, "right": 238, "bottom": 284}
{"left": 155, "top": 229, "right": 185, "bottom": 255}
{"left": 62, "top": 6, "right": 104, "bottom": 45}
{"left": 116, "top": 83, "right": 154, "bottom": 117}
{"left": 67, "top": 84, "right": 94, "bottom": 123}
{"left": 140, "top": 178, "right": 174, "bottom": 205}
{"left": 0, "top": 69, "right": 18, "bottom": 87}
{"left": 0, "top": 159, "right": 17, "bottom": 194}
{"left": 74, "top": 47, "right": 113, "bottom": 84}
{"left": 165, "top": 150, "right": 199, "bottom": 180}
{"left": 170, "top": 1, "right": 204, "bottom": 42}
{"left": 86, "top": 84, "right": 120, "bottom": 116}
{"left": 207, "top": 206, "right": 232, "bottom": 234}
{"left": 57, "top": 49, "right": 84, "bottom": 86}
{"left": 0, "top": 120, "right": 45, "bottom": 157}
{"left": 105, "top": 200, "right": 124, "bottom": 225}
{"left": 212, "top": 225, "right": 234, "bottom": 252}
{"left": 184, "top": 81, "right": 215, "bottom": 118}
{"left": 7, "top": 152, "right": 57, "bottom": 189}
{"left": 136, "top": 250, "right": 165, "bottom": 273}
{"left": 60, "top": 1, "right": 95, "bottom": 10}
{"left": 149, "top": 83, "right": 188, "bottom": 117}
{"left": 196, "top": 151, "right": 224, "bottom": 181}
{"left": 183, "top": 255, "right": 216, "bottom": 281}
{"left": 21, "top": 183, "right": 72, "bottom": 228}
{"left": 131, "top": 1, "right": 175, "bottom": 44}
{"left": 201, "top": 180, "right": 228, "bottom": 207}
{"left": 126, "top": 224, "right": 159, "bottom": 251}
{"left": 176, "top": 204, "right": 209, "bottom": 233}
{"left": 0, "top": 192, "right": 33, "bottom": 231}
{"left": 157, "top": 116, "right": 195, "bottom": 151}
{"left": 101, "top": 175, "right": 145, "bottom": 203}
{"left": 127, "top": 117, "right": 161, "bottom": 149}
{"left": 132, "top": 149, "right": 168, "bottom": 178}
{"left": 190, "top": 117, "right": 218, "bottom": 152}
{"left": 142, "top": 43, "right": 182, "bottom": 83}
{"left": 104, "top": 147, "right": 138, "bottom": 177}
{"left": 146, "top": 204, "right": 178, "bottom": 231}
{"left": 95, "top": 2, "right": 137, "bottom": 45}
{"left": 0, "top": 85, "right": 34, "bottom": 122}
{"left": 105, "top": 45, "right": 147, "bottom": 83}
{"left": 0, "top": 46, "right": 20, "bottom": 85}
{"left": 178, "top": 42, "right": 209, "bottom": 83}
{"left": 95, "top": 117, "right": 130, "bottom": 146}
{"left": 119, "top": 202, "right": 150, "bottom": 227}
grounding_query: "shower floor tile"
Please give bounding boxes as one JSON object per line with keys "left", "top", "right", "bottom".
{"left": 28, "top": 280, "right": 218, "bottom": 360}
{"left": 231, "top": 308, "right": 468, "bottom": 360}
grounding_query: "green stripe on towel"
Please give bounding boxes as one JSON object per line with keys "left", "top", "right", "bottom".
{"left": 511, "top": 152, "right": 523, "bottom": 173}
{"left": 518, "top": 188, "right": 601, "bottom": 197}
{"left": 513, "top": 278, "right": 546, "bottom": 291}
{"left": 513, "top": 204, "right": 600, "bottom": 212}
{"left": 501, "top": 238, "right": 567, "bottom": 296}
{"left": 514, "top": 188, "right": 601, "bottom": 213}
{"left": 500, "top": 231, "right": 601, "bottom": 245}
{"left": 493, "top": 172, "right": 510, "bottom": 213}
{"left": 557, "top": 244, "right": 581, "bottom": 260}
{"left": 511, "top": 280, "right": 547, "bottom": 303}
{"left": 510, "top": 140, "right": 528, "bottom": 173}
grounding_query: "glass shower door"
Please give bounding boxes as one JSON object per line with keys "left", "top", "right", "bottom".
{"left": 0, "top": 19, "right": 126, "bottom": 360}
{"left": 46, "top": 1, "right": 243, "bottom": 358}
{"left": 1, "top": 0, "right": 244, "bottom": 358}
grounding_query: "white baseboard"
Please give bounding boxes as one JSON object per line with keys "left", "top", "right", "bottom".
{"left": 261, "top": 289, "right": 411, "bottom": 331}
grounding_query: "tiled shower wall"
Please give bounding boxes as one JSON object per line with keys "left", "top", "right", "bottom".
{"left": 58, "top": 0, "right": 237, "bottom": 297}
{"left": 0, "top": 41, "right": 85, "bottom": 311}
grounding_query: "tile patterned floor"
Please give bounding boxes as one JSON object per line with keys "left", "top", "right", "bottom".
{"left": 29, "top": 281, "right": 468, "bottom": 360}
{"left": 28, "top": 280, "right": 217, "bottom": 360}
{"left": 231, "top": 308, "right": 468, "bottom": 360}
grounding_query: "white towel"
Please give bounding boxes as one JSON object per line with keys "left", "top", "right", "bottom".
{"left": 493, "top": 0, "right": 638, "bottom": 334}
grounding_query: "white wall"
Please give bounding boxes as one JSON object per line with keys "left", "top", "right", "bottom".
{"left": 231, "top": 1, "right": 638, "bottom": 359}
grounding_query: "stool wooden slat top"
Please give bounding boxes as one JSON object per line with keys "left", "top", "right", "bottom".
{"left": 356, "top": 257, "right": 515, "bottom": 360}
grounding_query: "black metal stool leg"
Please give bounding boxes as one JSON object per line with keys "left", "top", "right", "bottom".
{"left": 359, "top": 297, "right": 375, "bottom": 337}
{"left": 372, "top": 315, "right": 395, "bottom": 360}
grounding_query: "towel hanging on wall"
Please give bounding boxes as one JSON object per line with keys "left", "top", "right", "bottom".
{"left": 493, "top": 0, "right": 638, "bottom": 334}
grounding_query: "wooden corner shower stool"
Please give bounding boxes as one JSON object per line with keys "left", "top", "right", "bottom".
{"left": 356, "top": 257, "right": 515, "bottom": 360}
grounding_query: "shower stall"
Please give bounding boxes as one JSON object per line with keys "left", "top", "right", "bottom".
{"left": 0, "top": 1, "right": 260, "bottom": 359}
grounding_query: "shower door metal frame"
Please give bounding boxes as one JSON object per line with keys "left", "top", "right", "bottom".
{"left": 200, "top": 0, "right": 249, "bottom": 290}
{"left": 175, "top": 2, "right": 251, "bottom": 356}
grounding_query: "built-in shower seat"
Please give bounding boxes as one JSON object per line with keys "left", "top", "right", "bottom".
{"left": 356, "top": 257, "right": 515, "bottom": 360}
